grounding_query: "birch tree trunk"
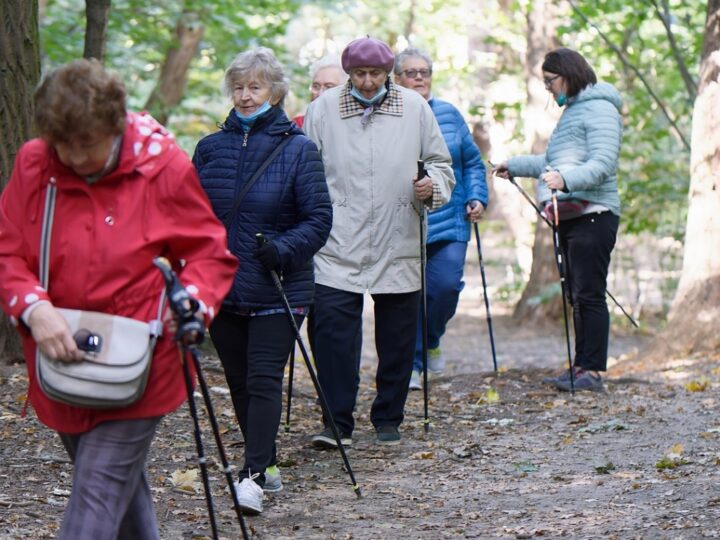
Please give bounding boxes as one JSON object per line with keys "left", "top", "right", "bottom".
{"left": 656, "top": 0, "right": 720, "bottom": 356}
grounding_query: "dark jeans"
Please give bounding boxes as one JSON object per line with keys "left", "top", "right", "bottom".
{"left": 313, "top": 284, "right": 419, "bottom": 435}
{"left": 413, "top": 240, "right": 467, "bottom": 372}
{"left": 559, "top": 212, "right": 619, "bottom": 372}
{"left": 210, "top": 311, "right": 301, "bottom": 485}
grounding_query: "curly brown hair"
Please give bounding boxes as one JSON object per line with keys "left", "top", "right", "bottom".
{"left": 34, "top": 59, "right": 127, "bottom": 144}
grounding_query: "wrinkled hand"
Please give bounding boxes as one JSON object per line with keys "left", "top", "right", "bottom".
{"left": 466, "top": 201, "right": 485, "bottom": 223}
{"left": 541, "top": 170, "right": 566, "bottom": 191}
{"left": 254, "top": 241, "right": 281, "bottom": 272}
{"left": 28, "top": 303, "right": 83, "bottom": 362}
{"left": 163, "top": 307, "right": 204, "bottom": 346}
{"left": 413, "top": 174, "right": 433, "bottom": 200}
{"left": 491, "top": 161, "right": 511, "bottom": 179}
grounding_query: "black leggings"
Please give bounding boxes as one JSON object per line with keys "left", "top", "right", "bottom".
{"left": 559, "top": 212, "right": 619, "bottom": 372}
{"left": 209, "top": 311, "right": 301, "bottom": 484}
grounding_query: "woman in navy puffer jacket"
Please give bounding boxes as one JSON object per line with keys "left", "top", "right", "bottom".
{"left": 193, "top": 47, "right": 331, "bottom": 514}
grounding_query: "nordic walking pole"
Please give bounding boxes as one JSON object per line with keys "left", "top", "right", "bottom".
{"left": 550, "top": 189, "right": 575, "bottom": 395}
{"left": 187, "top": 347, "right": 251, "bottom": 540}
{"left": 494, "top": 165, "right": 638, "bottom": 328}
{"left": 284, "top": 345, "right": 295, "bottom": 432}
{"left": 416, "top": 160, "right": 430, "bottom": 433}
{"left": 255, "top": 234, "right": 361, "bottom": 499}
{"left": 470, "top": 202, "right": 498, "bottom": 372}
{"left": 154, "top": 257, "right": 250, "bottom": 539}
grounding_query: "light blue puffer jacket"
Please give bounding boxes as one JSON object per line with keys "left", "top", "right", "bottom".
{"left": 507, "top": 82, "right": 623, "bottom": 215}
{"left": 427, "top": 98, "right": 488, "bottom": 244}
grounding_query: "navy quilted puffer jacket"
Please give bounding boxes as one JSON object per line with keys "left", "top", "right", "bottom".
{"left": 193, "top": 106, "right": 332, "bottom": 310}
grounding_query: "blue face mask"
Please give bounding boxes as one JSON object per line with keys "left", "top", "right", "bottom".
{"left": 235, "top": 101, "right": 272, "bottom": 124}
{"left": 555, "top": 93, "right": 567, "bottom": 106}
{"left": 350, "top": 84, "right": 388, "bottom": 106}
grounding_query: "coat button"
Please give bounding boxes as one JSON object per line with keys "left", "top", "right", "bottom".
{"left": 105, "top": 216, "right": 115, "bottom": 226}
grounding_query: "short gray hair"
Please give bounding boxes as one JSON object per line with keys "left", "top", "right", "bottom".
{"left": 394, "top": 48, "right": 433, "bottom": 76}
{"left": 309, "top": 54, "right": 345, "bottom": 81}
{"left": 224, "top": 47, "right": 289, "bottom": 104}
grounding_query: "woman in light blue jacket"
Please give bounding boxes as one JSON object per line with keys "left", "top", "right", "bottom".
{"left": 494, "top": 48, "right": 622, "bottom": 392}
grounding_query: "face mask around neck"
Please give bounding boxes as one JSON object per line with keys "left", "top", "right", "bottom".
{"left": 235, "top": 101, "right": 272, "bottom": 123}
{"left": 350, "top": 84, "right": 388, "bottom": 106}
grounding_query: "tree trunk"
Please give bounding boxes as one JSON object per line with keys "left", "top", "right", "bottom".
{"left": 652, "top": 0, "right": 720, "bottom": 357}
{"left": 143, "top": 13, "right": 205, "bottom": 126}
{"left": 513, "top": 0, "right": 562, "bottom": 323}
{"left": 83, "top": 0, "right": 111, "bottom": 61}
{"left": 0, "top": 0, "right": 41, "bottom": 364}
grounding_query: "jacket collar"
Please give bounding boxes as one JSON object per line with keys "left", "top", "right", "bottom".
{"left": 338, "top": 79, "right": 403, "bottom": 120}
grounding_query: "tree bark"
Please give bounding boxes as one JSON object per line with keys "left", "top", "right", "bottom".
{"left": 83, "top": 0, "right": 112, "bottom": 61}
{"left": 513, "top": 0, "right": 562, "bottom": 323}
{"left": 653, "top": 0, "right": 720, "bottom": 357}
{"left": 0, "top": 0, "right": 41, "bottom": 364}
{"left": 143, "top": 13, "right": 205, "bottom": 126}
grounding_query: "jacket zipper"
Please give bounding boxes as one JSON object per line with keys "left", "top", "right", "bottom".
{"left": 242, "top": 131, "right": 249, "bottom": 147}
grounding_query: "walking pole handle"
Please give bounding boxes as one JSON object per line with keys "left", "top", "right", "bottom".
{"left": 417, "top": 160, "right": 426, "bottom": 181}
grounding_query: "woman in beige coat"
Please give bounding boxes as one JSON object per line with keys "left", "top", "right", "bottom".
{"left": 304, "top": 36, "right": 454, "bottom": 446}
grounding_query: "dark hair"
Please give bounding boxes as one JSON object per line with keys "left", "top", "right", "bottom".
{"left": 542, "top": 48, "right": 597, "bottom": 98}
{"left": 34, "top": 58, "right": 126, "bottom": 144}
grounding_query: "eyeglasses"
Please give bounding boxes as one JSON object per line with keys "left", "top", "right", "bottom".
{"left": 543, "top": 74, "right": 561, "bottom": 88}
{"left": 401, "top": 68, "right": 432, "bottom": 79}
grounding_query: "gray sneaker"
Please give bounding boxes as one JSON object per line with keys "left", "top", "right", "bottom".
{"left": 409, "top": 370, "right": 422, "bottom": 391}
{"left": 555, "top": 370, "right": 604, "bottom": 392}
{"left": 427, "top": 348, "right": 445, "bottom": 374}
{"left": 311, "top": 427, "right": 352, "bottom": 449}
{"left": 542, "top": 369, "right": 572, "bottom": 385}
{"left": 263, "top": 465, "right": 282, "bottom": 493}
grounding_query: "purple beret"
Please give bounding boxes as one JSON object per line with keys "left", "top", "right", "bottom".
{"left": 341, "top": 37, "right": 395, "bottom": 73}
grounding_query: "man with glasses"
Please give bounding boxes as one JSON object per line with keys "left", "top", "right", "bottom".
{"left": 395, "top": 47, "right": 488, "bottom": 390}
{"left": 293, "top": 54, "right": 347, "bottom": 129}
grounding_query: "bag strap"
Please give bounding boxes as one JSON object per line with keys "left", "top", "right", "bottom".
{"left": 223, "top": 134, "right": 295, "bottom": 227}
{"left": 39, "top": 181, "right": 166, "bottom": 337}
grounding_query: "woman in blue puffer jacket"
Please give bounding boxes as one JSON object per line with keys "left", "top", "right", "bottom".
{"left": 494, "top": 48, "right": 623, "bottom": 393}
{"left": 395, "top": 48, "right": 488, "bottom": 388}
{"left": 193, "top": 47, "right": 331, "bottom": 514}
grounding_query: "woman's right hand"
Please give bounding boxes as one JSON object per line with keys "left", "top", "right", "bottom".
{"left": 28, "top": 303, "right": 83, "bottom": 362}
{"left": 492, "top": 161, "right": 511, "bottom": 179}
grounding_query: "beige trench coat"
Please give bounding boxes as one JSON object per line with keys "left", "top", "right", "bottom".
{"left": 304, "top": 81, "right": 454, "bottom": 294}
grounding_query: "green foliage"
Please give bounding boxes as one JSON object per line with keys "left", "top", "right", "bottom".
{"left": 40, "top": 0, "right": 301, "bottom": 152}
{"left": 560, "top": 0, "right": 705, "bottom": 239}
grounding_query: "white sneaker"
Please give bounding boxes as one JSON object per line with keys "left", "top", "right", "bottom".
{"left": 408, "top": 370, "right": 422, "bottom": 390}
{"left": 263, "top": 465, "right": 283, "bottom": 493}
{"left": 428, "top": 348, "right": 445, "bottom": 374}
{"left": 234, "top": 476, "right": 263, "bottom": 515}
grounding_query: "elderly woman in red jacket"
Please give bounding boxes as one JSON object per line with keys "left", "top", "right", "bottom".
{"left": 0, "top": 59, "right": 236, "bottom": 540}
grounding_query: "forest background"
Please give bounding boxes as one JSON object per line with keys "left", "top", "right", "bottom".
{"left": 0, "top": 0, "right": 718, "bottom": 363}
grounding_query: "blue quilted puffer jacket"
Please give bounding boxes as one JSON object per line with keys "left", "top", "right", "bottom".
{"left": 426, "top": 98, "right": 488, "bottom": 244}
{"left": 193, "top": 106, "right": 332, "bottom": 310}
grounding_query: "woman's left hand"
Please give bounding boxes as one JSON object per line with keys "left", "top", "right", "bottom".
{"left": 413, "top": 174, "right": 434, "bottom": 200}
{"left": 466, "top": 201, "right": 485, "bottom": 223}
{"left": 541, "top": 170, "right": 566, "bottom": 191}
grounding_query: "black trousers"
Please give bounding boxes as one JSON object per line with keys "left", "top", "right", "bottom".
{"left": 313, "top": 284, "right": 419, "bottom": 435}
{"left": 559, "top": 212, "right": 619, "bottom": 372}
{"left": 210, "top": 311, "right": 301, "bottom": 484}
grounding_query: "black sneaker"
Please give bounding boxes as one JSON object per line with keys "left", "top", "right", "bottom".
{"left": 376, "top": 425, "right": 401, "bottom": 446}
{"left": 555, "top": 370, "right": 604, "bottom": 392}
{"left": 311, "top": 427, "right": 352, "bottom": 449}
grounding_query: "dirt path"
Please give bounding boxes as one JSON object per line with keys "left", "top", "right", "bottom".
{"left": 1, "top": 282, "right": 719, "bottom": 539}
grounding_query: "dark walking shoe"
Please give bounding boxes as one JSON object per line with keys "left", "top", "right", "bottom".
{"left": 376, "top": 425, "right": 401, "bottom": 446}
{"left": 311, "top": 427, "right": 352, "bottom": 449}
{"left": 555, "top": 369, "right": 604, "bottom": 392}
{"left": 542, "top": 368, "right": 572, "bottom": 385}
